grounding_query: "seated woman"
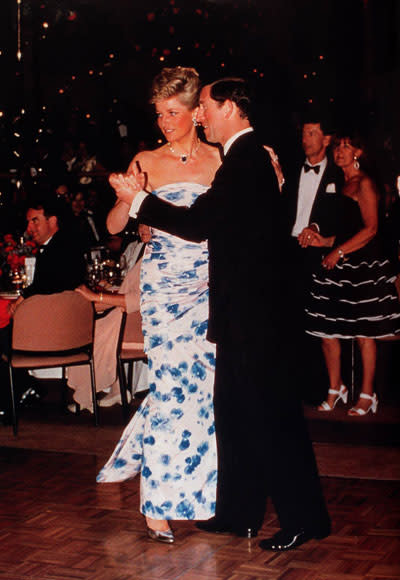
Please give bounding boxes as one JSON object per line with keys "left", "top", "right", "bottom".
{"left": 304, "top": 131, "right": 400, "bottom": 416}
{"left": 66, "top": 225, "right": 151, "bottom": 411}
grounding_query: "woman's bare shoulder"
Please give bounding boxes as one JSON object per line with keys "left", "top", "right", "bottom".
{"left": 127, "top": 146, "right": 166, "bottom": 172}
{"left": 359, "top": 174, "right": 378, "bottom": 196}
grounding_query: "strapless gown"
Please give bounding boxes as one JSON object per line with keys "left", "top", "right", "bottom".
{"left": 97, "top": 183, "right": 217, "bottom": 520}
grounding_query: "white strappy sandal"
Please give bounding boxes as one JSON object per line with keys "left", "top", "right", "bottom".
{"left": 318, "top": 385, "right": 348, "bottom": 412}
{"left": 348, "top": 392, "right": 378, "bottom": 416}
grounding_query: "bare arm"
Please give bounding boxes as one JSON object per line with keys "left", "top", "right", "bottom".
{"left": 338, "top": 177, "right": 378, "bottom": 253}
{"left": 322, "top": 177, "right": 378, "bottom": 269}
{"left": 263, "top": 145, "right": 285, "bottom": 192}
{"left": 106, "top": 199, "right": 131, "bottom": 234}
{"left": 8, "top": 295, "right": 24, "bottom": 317}
{"left": 75, "top": 284, "right": 127, "bottom": 310}
{"left": 107, "top": 154, "right": 148, "bottom": 233}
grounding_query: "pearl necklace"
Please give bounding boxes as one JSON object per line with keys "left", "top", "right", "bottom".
{"left": 167, "top": 139, "right": 200, "bottom": 164}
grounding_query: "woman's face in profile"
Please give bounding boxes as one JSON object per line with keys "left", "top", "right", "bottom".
{"left": 155, "top": 95, "right": 193, "bottom": 142}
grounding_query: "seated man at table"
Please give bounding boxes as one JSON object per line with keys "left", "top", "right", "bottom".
{"left": 20, "top": 196, "right": 86, "bottom": 299}
{"left": 1, "top": 196, "right": 86, "bottom": 415}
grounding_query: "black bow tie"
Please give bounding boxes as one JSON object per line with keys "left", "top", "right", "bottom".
{"left": 304, "top": 163, "right": 320, "bottom": 174}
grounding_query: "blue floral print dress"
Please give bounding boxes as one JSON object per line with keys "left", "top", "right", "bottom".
{"left": 97, "top": 183, "right": 217, "bottom": 521}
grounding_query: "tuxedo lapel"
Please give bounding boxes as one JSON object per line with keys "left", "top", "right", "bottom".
{"left": 309, "top": 163, "right": 338, "bottom": 224}
{"left": 309, "top": 165, "right": 329, "bottom": 219}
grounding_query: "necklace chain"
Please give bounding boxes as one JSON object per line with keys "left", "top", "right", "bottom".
{"left": 167, "top": 139, "right": 200, "bottom": 164}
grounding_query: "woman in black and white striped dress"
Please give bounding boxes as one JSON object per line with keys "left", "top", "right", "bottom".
{"left": 304, "top": 132, "right": 400, "bottom": 416}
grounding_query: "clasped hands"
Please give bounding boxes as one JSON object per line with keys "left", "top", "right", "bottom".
{"left": 109, "top": 170, "right": 146, "bottom": 206}
{"left": 298, "top": 225, "right": 320, "bottom": 248}
{"left": 298, "top": 226, "right": 338, "bottom": 270}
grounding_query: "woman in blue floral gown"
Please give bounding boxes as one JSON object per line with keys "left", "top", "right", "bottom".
{"left": 97, "top": 67, "right": 222, "bottom": 543}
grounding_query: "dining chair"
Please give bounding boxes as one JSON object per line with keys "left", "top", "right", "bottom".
{"left": 8, "top": 290, "right": 98, "bottom": 435}
{"left": 116, "top": 310, "right": 147, "bottom": 421}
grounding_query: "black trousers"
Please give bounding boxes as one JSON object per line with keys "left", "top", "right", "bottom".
{"left": 212, "top": 335, "right": 331, "bottom": 533}
{"left": 286, "top": 239, "right": 330, "bottom": 403}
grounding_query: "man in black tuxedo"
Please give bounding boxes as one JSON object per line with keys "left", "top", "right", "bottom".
{"left": 283, "top": 116, "right": 343, "bottom": 311}
{"left": 3, "top": 197, "right": 86, "bottom": 409}
{"left": 282, "top": 116, "right": 343, "bottom": 401}
{"left": 111, "top": 79, "right": 330, "bottom": 551}
{"left": 10, "top": 197, "right": 86, "bottom": 304}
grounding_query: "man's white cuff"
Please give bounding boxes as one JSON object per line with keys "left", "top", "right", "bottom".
{"left": 128, "top": 190, "right": 148, "bottom": 218}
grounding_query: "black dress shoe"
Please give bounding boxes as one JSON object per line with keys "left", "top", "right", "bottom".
{"left": 196, "top": 518, "right": 258, "bottom": 538}
{"left": 19, "top": 382, "right": 48, "bottom": 408}
{"left": 259, "top": 527, "right": 329, "bottom": 551}
{"left": 196, "top": 518, "right": 232, "bottom": 534}
{"left": 19, "top": 387, "right": 43, "bottom": 407}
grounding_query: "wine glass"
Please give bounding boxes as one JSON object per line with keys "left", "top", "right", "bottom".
{"left": 116, "top": 255, "right": 127, "bottom": 284}
{"left": 10, "top": 265, "right": 27, "bottom": 293}
{"left": 86, "top": 258, "right": 103, "bottom": 289}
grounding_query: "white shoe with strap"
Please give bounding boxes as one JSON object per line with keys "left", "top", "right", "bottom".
{"left": 348, "top": 392, "right": 378, "bottom": 416}
{"left": 318, "top": 385, "right": 348, "bottom": 412}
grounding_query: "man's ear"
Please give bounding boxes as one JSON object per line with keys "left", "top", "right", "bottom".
{"left": 48, "top": 215, "right": 58, "bottom": 230}
{"left": 222, "top": 99, "right": 235, "bottom": 119}
{"left": 323, "top": 134, "right": 332, "bottom": 148}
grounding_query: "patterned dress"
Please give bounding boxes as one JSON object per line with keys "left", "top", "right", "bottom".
{"left": 306, "top": 195, "right": 400, "bottom": 339}
{"left": 97, "top": 183, "right": 217, "bottom": 521}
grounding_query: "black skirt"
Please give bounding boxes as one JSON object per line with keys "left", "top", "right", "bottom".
{"left": 305, "top": 249, "right": 400, "bottom": 339}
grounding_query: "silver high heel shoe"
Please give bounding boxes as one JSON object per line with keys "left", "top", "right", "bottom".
{"left": 348, "top": 392, "right": 378, "bottom": 416}
{"left": 318, "top": 385, "right": 348, "bottom": 412}
{"left": 147, "top": 526, "right": 174, "bottom": 544}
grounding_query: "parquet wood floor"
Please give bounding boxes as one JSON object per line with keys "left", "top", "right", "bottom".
{"left": 0, "top": 385, "right": 399, "bottom": 481}
{"left": 0, "top": 446, "right": 399, "bottom": 580}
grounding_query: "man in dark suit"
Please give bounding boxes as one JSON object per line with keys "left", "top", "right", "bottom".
{"left": 111, "top": 78, "right": 331, "bottom": 551}
{"left": 4, "top": 197, "right": 86, "bottom": 408}
{"left": 283, "top": 116, "right": 343, "bottom": 310}
{"left": 10, "top": 197, "right": 86, "bottom": 303}
{"left": 282, "top": 116, "right": 344, "bottom": 401}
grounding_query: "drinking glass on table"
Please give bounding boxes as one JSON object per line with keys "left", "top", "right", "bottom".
{"left": 86, "top": 258, "right": 103, "bottom": 290}
{"left": 9, "top": 265, "right": 27, "bottom": 293}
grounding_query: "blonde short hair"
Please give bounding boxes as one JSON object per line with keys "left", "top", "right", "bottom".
{"left": 150, "top": 67, "right": 200, "bottom": 110}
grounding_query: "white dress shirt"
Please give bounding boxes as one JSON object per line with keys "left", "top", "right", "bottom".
{"left": 223, "top": 127, "right": 253, "bottom": 156}
{"left": 291, "top": 157, "right": 327, "bottom": 237}
{"left": 27, "top": 234, "right": 53, "bottom": 284}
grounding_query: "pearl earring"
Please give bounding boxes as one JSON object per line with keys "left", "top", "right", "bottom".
{"left": 353, "top": 156, "right": 360, "bottom": 170}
